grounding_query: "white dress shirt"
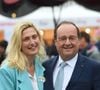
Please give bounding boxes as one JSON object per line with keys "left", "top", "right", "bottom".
{"left": 28, "top": 73, "right": 39, "bottom": 90}
{"left": 53, "top": 54, "right": 78, "bottom": 90}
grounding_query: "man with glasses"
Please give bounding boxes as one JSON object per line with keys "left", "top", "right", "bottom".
{"left": 43, "top": 21, "right": 100, "bottom": 90}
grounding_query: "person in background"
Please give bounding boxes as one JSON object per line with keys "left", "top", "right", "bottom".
{"left": 95, "top": 29, "right": 100, "bottom": 52}
{"left": 0, "top": 40, "right": 8, "bottom": 65}
{"left": 0, "top": 21, "right": 46, "bottom": 90}
{"left": 43, "top": 21, "right": 100, "bottom": 90}
{"left": 95, "top": 40, "right": 100, "bottom": 51}
{"left": 45, "top": 40, "right": 58, "bottom": 58}
{"left": 79, "top": 31, "right": 100, "bottom": 60}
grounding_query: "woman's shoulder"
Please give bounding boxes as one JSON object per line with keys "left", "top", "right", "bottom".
{"left": 0, "top": 61, "right": 19, "bottom": 78}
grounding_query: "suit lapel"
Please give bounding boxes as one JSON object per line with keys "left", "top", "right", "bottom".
{"left": 51, "top": 56, "right": 59, "bottom": 90}
{"left": 45, "top": 56, "right": 58, "bottom": 90}
{"left": 66, "top": 54, "right": 86, "bottom": 90}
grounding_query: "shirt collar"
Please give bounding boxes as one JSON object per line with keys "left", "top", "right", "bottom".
{"left": 28, "top": 72, "right": 37, "bottom": 82}
{"left": 57, "top": 53, "right": 78, "bottom": 68}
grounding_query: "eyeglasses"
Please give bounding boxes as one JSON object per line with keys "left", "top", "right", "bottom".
{"left": 57, "top": 36, "right": 78, "bottom": 42}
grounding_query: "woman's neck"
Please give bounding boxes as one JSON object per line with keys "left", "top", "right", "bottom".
{"left": 27, "top": 56, "right": 35, "bottom": 76}
{"left": 28, "top": 64, "right": 35, "bottom": 76}
{"left": 27, "top": 55, "right": 35, "bottom": 66}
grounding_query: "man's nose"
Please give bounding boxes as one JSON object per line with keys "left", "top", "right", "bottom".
{"left": 64, "top": 38, "right": 71, "bottom": 44}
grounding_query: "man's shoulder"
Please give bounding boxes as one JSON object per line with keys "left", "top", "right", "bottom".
{"left": 79, "top": 53, "right": 100, "bottom": 67}
{"left": 43, "top": 56, "right": 58, "bottom": 67}
{"left": 43, "top": 57, "right": 55, "bottom": 64}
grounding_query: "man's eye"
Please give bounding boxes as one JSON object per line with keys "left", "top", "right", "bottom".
{"left": 59, "top": 37, "right": 66, "bottom": 41}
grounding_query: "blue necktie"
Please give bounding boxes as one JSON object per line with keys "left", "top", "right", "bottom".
{"left": 55, "top": 62, "right": 67, "bottom": 90}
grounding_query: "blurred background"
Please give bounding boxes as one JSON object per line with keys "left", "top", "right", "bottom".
{"left": 0, "top": 0, "right": 100, "bottom": 48}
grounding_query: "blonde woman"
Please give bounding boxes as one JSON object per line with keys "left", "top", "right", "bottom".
{"left": 0, "top": 21, "right": 46, "bottom": 90}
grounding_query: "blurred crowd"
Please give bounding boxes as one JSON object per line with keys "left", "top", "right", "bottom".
{"left": 0, "top": 40, "right": 8, "bottom": 65}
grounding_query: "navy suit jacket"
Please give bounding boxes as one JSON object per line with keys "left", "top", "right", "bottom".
{"left": 43, "top": 53, "right": 100, "bottom": 90}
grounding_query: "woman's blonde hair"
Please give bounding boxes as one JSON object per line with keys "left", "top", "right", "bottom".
{"left": 5, "top": 21, "right": 46, "bottom": 71}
